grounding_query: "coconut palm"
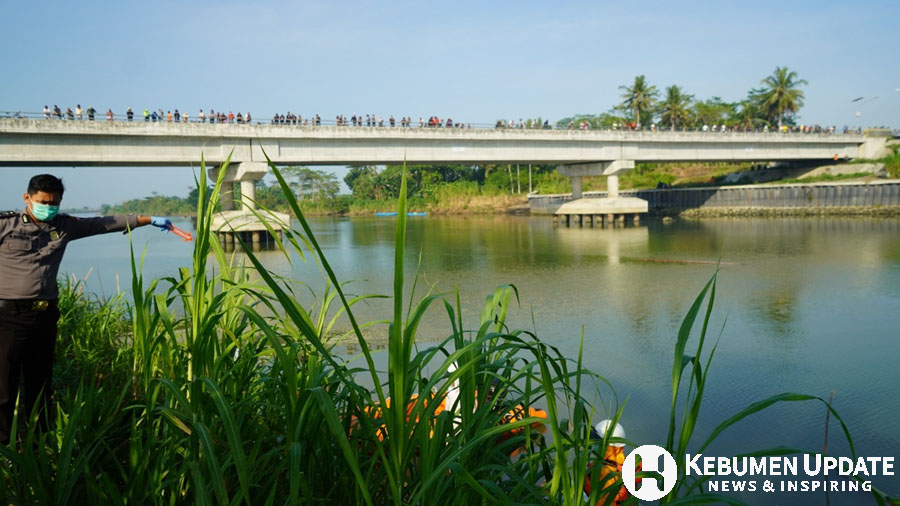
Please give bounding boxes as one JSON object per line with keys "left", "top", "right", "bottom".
{"left": 619, "top": 75, "right": 658, "bottom": 128}
{"left": 659, "top": 85, "right": 694, "bottom": 131}
{"left": 692, "top": 97, "right": 735, "bottom": 129}
{"left": 758, "top": 66, "right": 807, "bottom": 130}
{"left": 732, "top": 100, "right": 768, "bottom": 131}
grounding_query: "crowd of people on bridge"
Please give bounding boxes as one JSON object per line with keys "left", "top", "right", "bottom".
{"left": 495, "top": 118, "right": 551, "bottom": 129}
{"left": 31, "top": 104, "right": 880, "bottom": 136}
{"left": 271, "top": 113, "right": 473, "bottom": 129}
{"left": 42, "top": 105, "right": 254, "bottom": 124}
{"left": 38, "top": 104, "right": 478, "bottom": 129}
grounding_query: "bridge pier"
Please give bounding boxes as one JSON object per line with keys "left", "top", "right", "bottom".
{"left": 208, "top": 162, "right": 290, "bottom": 247}
{"left": 555, "top": 160, "right": 648, "bottom": 228}
{"left": 571, "top": 176, "right": 583, "bottom": 199}
{"left": 607, "top": 174, "right": 619, "bottom": 198}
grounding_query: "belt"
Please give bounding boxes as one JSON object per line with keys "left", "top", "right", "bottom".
{"left": 0, "top": 299, "right": 58, "bottom": 311}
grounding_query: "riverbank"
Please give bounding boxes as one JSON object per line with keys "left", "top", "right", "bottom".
{"left": 529, "top": 180, "right": 900, "bottom": 217}
{"left": 344, "top": 193, "right": 528, "bottom": 216}
{"left": 674, "top": 204, "right": 900, "bottom": 218}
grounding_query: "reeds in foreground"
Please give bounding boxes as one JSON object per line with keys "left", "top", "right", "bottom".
{"left": 0, "top": 155, "right": 894, "bottom": 505}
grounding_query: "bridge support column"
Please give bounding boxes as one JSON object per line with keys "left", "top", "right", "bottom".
{"left": 220, "top": 183, "right": 236, "bottom": 211}
{"left": 607, "top": 175, "right": 619, "bottom": 198}
{"left": 240, "top": 179, "right": 257, "bottom": 210}
{"left": 559, "top": 160, "right": 633, "bottom": 199}
{"left": 208, "top": 162, "right": 269, "bottom": 210}
{"left": 570, "top": 176, "right": 583, "bottom": 199}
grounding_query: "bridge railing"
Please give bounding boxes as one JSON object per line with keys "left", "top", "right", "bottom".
{"left": 0, "top": 110, "right": 888, "bottom": 136}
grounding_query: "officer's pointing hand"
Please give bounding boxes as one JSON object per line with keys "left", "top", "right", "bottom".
{"left": 150, "top": 216, "right": 172, "bottom": 231}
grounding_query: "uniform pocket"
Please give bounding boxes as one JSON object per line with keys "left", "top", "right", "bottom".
{"left": 3, "top": 238, "right": 34, "bottom": 252}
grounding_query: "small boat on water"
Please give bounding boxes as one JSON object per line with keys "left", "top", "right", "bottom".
{"left": 375, "top": 212, "right": 428, "bottom": 217}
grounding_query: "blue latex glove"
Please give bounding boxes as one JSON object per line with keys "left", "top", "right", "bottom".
{"left": 150, "top": 216, "right": 172, "bottom": 231}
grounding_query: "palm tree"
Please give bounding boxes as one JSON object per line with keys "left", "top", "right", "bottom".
{"left": 619, "top": 75, "right": 658, "bottom": 128}
{"left": 659, "top": 85, "right": 694, "bottom": 130}
{"left": 692, "top": 97, "right": 735, "bottom": 129}
{"left": 732, "top": 100, "right": 768, "bottom": 131}
{"left": 758, "top": 66, "right": 807, "bottom": 130}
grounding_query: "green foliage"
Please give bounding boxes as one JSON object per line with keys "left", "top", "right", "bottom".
{"left": 556, "top": 112, "right": 627, "bottom": 129}
{"left": 756, "top": 66, "right": 807, "bottom": 129}
{"left": 659, "top": 85, "right": 694, "bottom": 130}
{"left": 692, "top": 97, "right": 737, "bottom": 128}
{"left": 731, "top": 100, "right": 770, "bottom": 130}
{"left": 3, "top": 156, "right": 895, "bottom": 505}
{"left": 884, "top": 146, "right": 900, "bottom": 179}
{"left": 566, "top": 67, "right": 806, "bottom": 130}
{"left": 344, "top": 165, "right": 379, "bottom": 192}
{"left": 101, "top": 189, "right": 209, "bottom": 216}
{"left": 281, "top": 166, "right": 340, "bottom": 201}
{"left": 619, "top": 74, "right": 659, "bottom": 127}
{"left": 620, "top": 169, "right": 676, "bottom": 189}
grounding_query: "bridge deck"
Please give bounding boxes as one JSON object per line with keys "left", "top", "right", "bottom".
{"left": 0, "top": 118, "right": 868, "bottom": 168}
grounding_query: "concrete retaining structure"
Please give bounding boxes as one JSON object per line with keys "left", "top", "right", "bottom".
{"left": 529, "top": 181, "right": 900, "bottom": 216}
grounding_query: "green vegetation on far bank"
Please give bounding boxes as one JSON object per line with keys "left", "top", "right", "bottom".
{"left": 99, "top": 153, "right": 899, "bottom": 217}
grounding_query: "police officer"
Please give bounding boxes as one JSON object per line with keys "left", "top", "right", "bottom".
{"left": 0, "top": 174, "right": 172, "bottom": 443}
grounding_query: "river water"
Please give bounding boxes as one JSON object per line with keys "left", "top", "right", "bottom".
{"left": 62, "top": 215, "right": 900, "bottom": 503}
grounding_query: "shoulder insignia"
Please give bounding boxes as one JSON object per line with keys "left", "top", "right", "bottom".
{"left": 0, "top": 211, "right": 20, "bottom": 219}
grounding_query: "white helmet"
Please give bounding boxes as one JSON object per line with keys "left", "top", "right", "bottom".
{"left": 595, "top": 419, "right": 626, "bottom": 447}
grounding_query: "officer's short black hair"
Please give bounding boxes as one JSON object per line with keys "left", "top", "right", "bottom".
{"left": 27, "top": 174, "right": 65, "bottom": 196}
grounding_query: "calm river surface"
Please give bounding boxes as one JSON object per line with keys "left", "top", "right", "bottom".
{"left": 64, "top": 215, "right": 900, "bottom": 504}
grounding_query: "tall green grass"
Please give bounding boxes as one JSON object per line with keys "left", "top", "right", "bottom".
{"left": 0, "top": 155, "right": 895, "bottom": 505}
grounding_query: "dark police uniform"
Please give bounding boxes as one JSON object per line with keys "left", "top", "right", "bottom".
{"left": 0, "top": 210, "right": 139, "bottom": 442}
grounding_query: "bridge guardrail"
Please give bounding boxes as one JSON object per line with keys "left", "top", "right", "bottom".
{"left": 1, "top": 110, "right": 889, "bottom": 136}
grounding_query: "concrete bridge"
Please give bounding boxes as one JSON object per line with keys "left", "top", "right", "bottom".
{"left": 0, "top": 118, "right": 883, "bottom": 217}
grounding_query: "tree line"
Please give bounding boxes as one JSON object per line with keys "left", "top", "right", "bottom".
{"left": 558, "top": 66, "right": 808, "bottom": 131}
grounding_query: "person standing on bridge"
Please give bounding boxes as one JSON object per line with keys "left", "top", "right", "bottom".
{"left": 0, "top": 174, "right": 173, "bottom": 444}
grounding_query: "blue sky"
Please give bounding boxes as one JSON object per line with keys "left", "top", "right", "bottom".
{"left": 2, "top": 0, "right": 898, "bottom": 209}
